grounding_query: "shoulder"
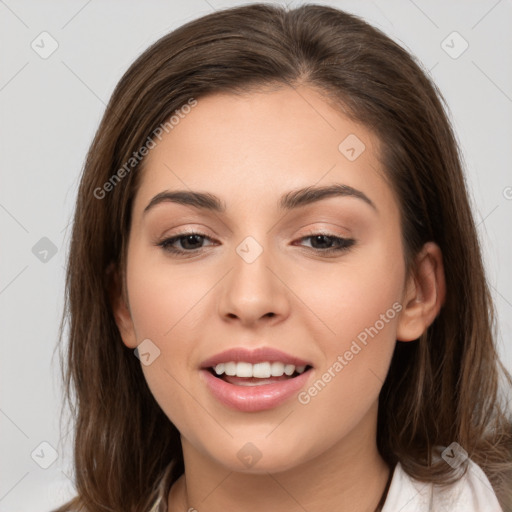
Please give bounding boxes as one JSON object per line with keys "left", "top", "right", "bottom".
{"left": 382, "top": 459, "right": 503, "bottom": 512}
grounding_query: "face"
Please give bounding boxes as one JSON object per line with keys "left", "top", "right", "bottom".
{"left": 117, "top": 85, "right": 410, "bottom": 473}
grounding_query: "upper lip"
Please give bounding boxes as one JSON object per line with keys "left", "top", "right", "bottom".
{"left": 200, "top": 347, "right": 312, "bottom": 369}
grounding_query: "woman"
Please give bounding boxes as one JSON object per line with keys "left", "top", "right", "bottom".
{"left": 55, "top": 4, "right": 512, "bottom": 511}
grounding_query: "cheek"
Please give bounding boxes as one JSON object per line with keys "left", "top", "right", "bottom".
{"left": 126, "top": 248, "right": 210, "bottom": 343}
{"left": 125, "top": 246, "right": 242, "bottom": 440}
{"left": 301, "top": 235, "right": 405, "bottom": 348}
{"left": 293, "top": 237, "right": 404, "bottom": 416}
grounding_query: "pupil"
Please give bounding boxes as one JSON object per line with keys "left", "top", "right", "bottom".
{"left": 182, "top": 234, "right": 202, "bottom": 249}
{"left": 313, "top": 235, "right": 332, "bottom": 249}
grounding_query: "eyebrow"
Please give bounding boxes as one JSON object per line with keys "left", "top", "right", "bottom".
{"left": 143, "top": 183, "right": 377, "bottom": 215}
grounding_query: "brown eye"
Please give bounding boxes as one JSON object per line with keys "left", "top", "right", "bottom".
{"left": 157, "top": 232, "right": 215, "bottom": 255}
{"left": 296, "top": 233, "right": 356, "bottom": 254}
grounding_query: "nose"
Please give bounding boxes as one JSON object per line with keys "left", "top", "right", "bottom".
{"left": 218, "top": 240, "right": 291, "bottom": 327}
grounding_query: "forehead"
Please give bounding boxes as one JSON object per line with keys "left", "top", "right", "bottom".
{"left": 132, "top": 86, "right": 395, "bottom": 218}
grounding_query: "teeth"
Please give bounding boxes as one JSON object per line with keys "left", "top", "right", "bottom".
{"left": 236, "top": 362, "right": 253, "bottom": 378}
{"left": 252, "top": 362, "right": 271, "bottom": 378}
{"left": 224, "top": 362, "right": 237, "bottom": 376}
{"left": 213, "top": 361, "right": 308, "bottom": 378}
{"left": 270, "top": 362, "right": 284, "bottom": 376}
{"left": 284, "top": 364, "right": 295, "bottom": 376}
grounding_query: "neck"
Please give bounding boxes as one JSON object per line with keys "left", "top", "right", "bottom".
{"left": 169, "top": 405, "right": 391, "bottom": 512}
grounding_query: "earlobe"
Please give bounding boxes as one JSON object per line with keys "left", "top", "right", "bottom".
{"left": 396, "top": 242, "right": 446, "bottom": 342}
{"left": 107, "top": 263, "right": 138, "bottom": 348}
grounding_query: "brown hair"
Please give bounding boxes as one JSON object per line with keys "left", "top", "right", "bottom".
{"left": 55, "top": 3, "right": 512, "bottom": 511}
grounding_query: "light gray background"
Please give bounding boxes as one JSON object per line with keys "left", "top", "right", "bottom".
{"left": 1, "top": 0, "right": 511, "bottom": 510}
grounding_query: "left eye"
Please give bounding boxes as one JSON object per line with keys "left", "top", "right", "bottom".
{"left": 157, "top": 231, "right": 355, "bottom": 256}
{"left": 296, "top": 233, "right": 355, "bottom": 253}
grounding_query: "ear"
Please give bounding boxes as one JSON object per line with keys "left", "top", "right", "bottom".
{"left": 107, "top": 262, "right": 138, "bottom": 349}
{"left": 396, "top": 242, "right": 446, "bottom": 342}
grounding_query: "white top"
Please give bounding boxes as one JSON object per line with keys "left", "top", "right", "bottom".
{"left": 382, "top": 459, "right": 503, "bottom": 511}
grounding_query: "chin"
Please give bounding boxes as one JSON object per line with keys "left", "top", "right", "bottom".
{"left": 200, "top": 435, "right": 317, "bottom": 475}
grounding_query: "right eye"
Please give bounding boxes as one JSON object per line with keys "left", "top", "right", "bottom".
{"left": 157, "top": 231, "right": 217, "bottom": 255}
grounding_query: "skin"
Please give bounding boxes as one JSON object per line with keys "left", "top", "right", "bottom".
{"left": 112, "top": 85, "right": 445, "bottom": 512}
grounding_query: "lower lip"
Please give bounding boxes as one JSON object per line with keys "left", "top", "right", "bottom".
{"left": 200, "top": 369, "right": 312, "bottom": 412}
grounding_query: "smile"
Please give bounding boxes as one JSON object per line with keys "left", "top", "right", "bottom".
{"left": 200, "top": 347, "right": 314, "bottom": 412}
{"left": 213, "top": 361, "right": 308, "bottom": 380}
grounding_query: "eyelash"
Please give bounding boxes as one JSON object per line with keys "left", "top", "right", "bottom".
{"left": 156, "top": 231, "right": 356, "bottom": 257}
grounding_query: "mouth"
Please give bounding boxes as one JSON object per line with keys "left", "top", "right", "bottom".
{"left": 207, "top": 361, "right": 313, "bottom": 386}
{"left": 199, "top": 347, "right": 314, "bottom": 412}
